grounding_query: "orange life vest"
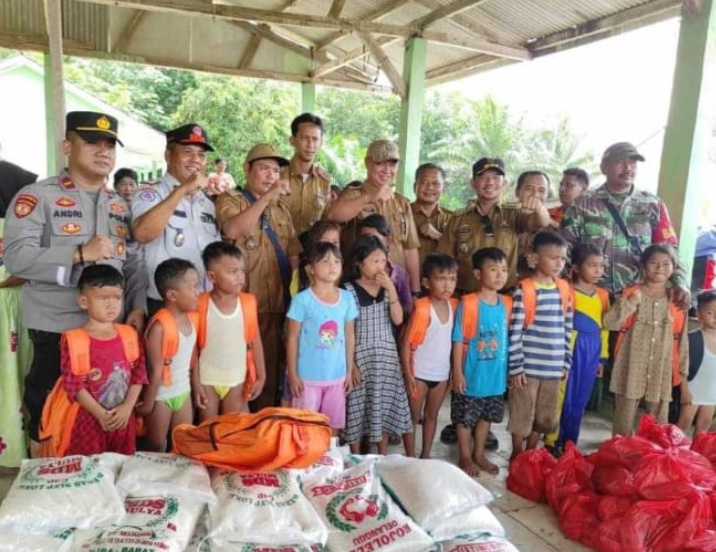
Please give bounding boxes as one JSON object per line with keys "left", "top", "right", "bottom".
{"left": 518, "top": 277, "right": 574, "bottom": 329}
{"left": 145, "top": 308, "right": 200, "bottom": 387}
{"left": 38, "top": 325, "right": 140, "bottom": 458}
{"left": 614, "top": 285, "right": 686, "bottom": 386}
{"left": 195, "top": 292, "right": 259, "bottom": 400}
{"left": 171, "top": 407, "right": 331, "bottom": 472}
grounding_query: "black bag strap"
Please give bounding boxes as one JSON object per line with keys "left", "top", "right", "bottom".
{"left": 240, "top": 189, "right": 291, "bottom": 308}
{"left": 603, "top": 200, "right": 643, "bottom": 256}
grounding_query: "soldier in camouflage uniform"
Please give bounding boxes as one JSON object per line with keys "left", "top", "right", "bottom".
{"left": 561, "top": 142, "right": 688, "bottom": 305}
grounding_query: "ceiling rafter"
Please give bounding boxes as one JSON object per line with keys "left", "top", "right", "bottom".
{"left": 238, "top": 33, "right": 262, "bottom": 69}
{"left": 312, "top": 36, "right": 399, "bottom": 78}
{"left": 529, "top": 0, "right": 681, "bottom": 53}
{"left": 113, "top": 9, "right": 147, "bottom": 53}
{"left": 413, "top": 0, "right": 487, "bottom": 29}
{"left": 230, "top": 20, "right": 328, "bottom": 63}
{"left": 72, "top": 0, "right": 421, "bottom": 37}
{"left": 328, "top": 0, "right": 347, "bottom": 19}
{"left": 357, "top": 31, "right": 405, "bottom": 98}
{"left": 0, "top": 30, "right": 394, "bottom": 94}
{"left": 411, "top": 0, "right": 504, "bottom": 44}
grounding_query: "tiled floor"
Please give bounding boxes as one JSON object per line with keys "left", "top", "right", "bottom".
{"left": 0, "top": 401, "right": 614, "bottom": 552}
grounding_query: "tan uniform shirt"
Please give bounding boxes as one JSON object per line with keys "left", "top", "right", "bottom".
{"left": 216, "top": 190, "right": 301, "bottom": 314}
{"left": 410, "top": 202, "right": 453, "bottom": 269}
{"left": 437, "top": 205, "right": 525, "bottom": 293}
{"left": 280, "top": 159, "right": 331, "bottom": 235}
{"left": 338, "top": 182, "right": 420, "bottom": 270}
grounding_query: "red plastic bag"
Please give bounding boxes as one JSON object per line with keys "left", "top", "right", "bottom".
{"left": 620, "top": 494, "right": 712, "bottom": 552}
{"left": 684, "top": 529, "right": 716, "bottom": 552}
{"left": 597, "top": 495, "right": 634, "bottom": 522}
{"left": 594, "top": 518, "right": 626, "bottom": 552}
{"left": 633, "top": 448, "right": 716, "bottom": 500}
{"left": 589, "top": 435, "right": 662, "bottom": 470}
{"left": 592, "top": 465, "right": 637, "bottom": 498}
{"left": 692, "top": 432, "right": 716, "bottom": 465}
{"left": 506, "top": 448, "right": 557, "bottom": 503}
{"left": 656, "top": 493, "right": 712, "bottom": 552}
{"left": 635, "top": 414, "right": 691, "bottom": 449}
{"left": 558, "top": 491, "right": 601, "bottom": 548}
{"left": 545, "top": 442, "right": 594, "bottom": 514}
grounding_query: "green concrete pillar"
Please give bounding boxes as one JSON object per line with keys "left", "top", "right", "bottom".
{"left": 397, "top": 37, "right": 427, "bottom": 199}
{"left": 43, "top": 53, "right": 63, "bottom": 176}
{"left": 657, "top": 0, "right": 716, "bottom": 279}
{"left": 301, "top": 81, "right": 316, "bottom": 113}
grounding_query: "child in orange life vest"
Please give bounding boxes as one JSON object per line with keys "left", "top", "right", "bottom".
{"left": 136, "top": 258, "right": 199, "bottom": 451}
{"left": 286, "top": 241, "right": 357, "bottom": 434}
{"left": 193, "top": 241, "right": 266, "bottom": 420}
{"left": 453, "top": 247, "right": 511, "bottom": 476}
{"left": 400, "top": 253, "right": 457, "bottom": 459}
{"left": 604, "top": 244, "right": 690, "bottom": 436}
{"left": 60, "top": 265, "right": 147, "bottom": 455}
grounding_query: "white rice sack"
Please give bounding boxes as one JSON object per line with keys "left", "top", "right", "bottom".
{"left": 376, "top": 455, "right": 494, "bottom": 532}
{"left": 116, "top": 452, "right": 213, "bottom": 502}
{"left": 198, "top": 543, "right": 326, "bottom": 552}
{"left": 70, "top": 526, "right": 183, "bottom": 552}
{"left": 298, "top": 446, "right": 345, "bottom": 486}
{"left": 90, "top": 452, "right": 128, "bottom": 478}
{"left": 303, "top": 460, "right": 434, "bottom": 552}
{"left": 0, "top": 456, "right": 124, "bottom": 533}
{"left": 208, "top": 469, "right": 327, "bottom": 547}
{"left": 428, "top": 506, "right": 504, "bottom": 541}
{"left": 0, "top": 528, "right": 75, "bottom": 552}
{"left": 436, "top": 535, "right": 519, "bottom": 552}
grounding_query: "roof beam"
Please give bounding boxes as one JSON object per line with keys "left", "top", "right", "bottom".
{"left": 357, "top": 31, "right": 405, "bottom": 98}
{"left": 423, "top": 30, "right": 531, "bottom": 59}
{"left": 311, "top": 36, "right": 399, "bottom": 78}
{"left": 414, "top": 0, "right": 487, "bottom": 29}
{"left": 71, "top": 0, "right": 419, "bottom": 36}
{"left": 529, "top": 0, "right": 682, "bottom": 53}
{"left": 316, "top": 0, "right": 411, "bottom": 50}
{"left": 231, "top": 21, "right": 328, "bottom": 62}
{"left": 328, "top": 0, "right": 347, "bottom": 19}
{"left": 113, "top": 9, "right": 147, "bottom": 52}
{"left": 426, "top": 55, "right": 516, "bottom": 85}
{"left": 238, "top": 33, "right": 261, "bottom": 69}
{"left": 0, "top": 30, "right": 395, "bottom": 94}
{"left": 411, "top": 0, "right": 506, "bottom": 44}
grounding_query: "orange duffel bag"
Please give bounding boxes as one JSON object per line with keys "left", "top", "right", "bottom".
{"left": 171, "top": 407, "right": 332, "bottom": 472}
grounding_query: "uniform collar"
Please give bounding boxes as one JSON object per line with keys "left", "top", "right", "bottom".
{"left": 58, "top": 168, "right": 112, "bottom": 196}
{"left": 289, "top": 156, "right": 318, "bottom": 178}
{"left": 596, "top": 182, "right": 635, "bottom": 199}
{"left": 412, "top": 201, "right": 444, "bottom": 217}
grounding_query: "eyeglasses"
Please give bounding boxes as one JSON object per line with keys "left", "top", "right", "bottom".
{"left": 480, "top": 215, "right": 494, "bottom": 238}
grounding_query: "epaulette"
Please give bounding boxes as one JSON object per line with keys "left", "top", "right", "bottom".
{"left": 314, "top": 165, "right": 331, "bottom": 182}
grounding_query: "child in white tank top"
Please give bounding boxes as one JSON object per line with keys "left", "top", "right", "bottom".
{"left": 138, "top": 258, "right": 200, "bottom": 452}
{"left": 193, "top": 242, "right": 266, "bottom": 420}
{"left": 400, "top": 253, "right": 458, "bottom": 459}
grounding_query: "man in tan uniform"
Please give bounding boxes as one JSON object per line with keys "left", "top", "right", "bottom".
{"left": 326, "top": 140, "right": 421, "bottom": 293}
{"left": 216, "top": 143, "right": 301, "bottom": 410}
{"left": 280, "top": 113, "right": 332, "bottom": 236}
{"left": 410, "top": 163, "right": 453, "bottom": 269}
{"left": 438, "top": 158, "right": 551, "bottom": 294}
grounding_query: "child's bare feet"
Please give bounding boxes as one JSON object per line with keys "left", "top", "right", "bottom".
{"left": 459, "top": 456, "right": 480, "bottom": 477}
{"left": 474, "top": 453, "right": 499, "bottom": 475}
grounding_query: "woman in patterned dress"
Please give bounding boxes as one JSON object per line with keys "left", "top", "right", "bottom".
{"left": 342, "top": 235, "right": 413, "bottom": 454}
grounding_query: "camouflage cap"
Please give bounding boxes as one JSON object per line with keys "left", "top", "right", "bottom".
{"left": 602, "top": 142, "right": 645, "bottom": 163}
{"left": 245, "top": 143, "right": 289, "bottom": 167}
{"left": 366, "top": 140, "right": 400, "bottom": 163}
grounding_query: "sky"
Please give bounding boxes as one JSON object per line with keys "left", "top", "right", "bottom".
{"left": 436, "top": 18, "right": 682, "bottom": 195}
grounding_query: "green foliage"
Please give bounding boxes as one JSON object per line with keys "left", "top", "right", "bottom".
{"left": 172, "top": 75, "right": 299, "bottom": 184}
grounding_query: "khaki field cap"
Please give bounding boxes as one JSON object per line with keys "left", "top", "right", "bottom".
{"left": 366, "top": 140, "right": 400, "bottom": 163}
{"left": 245, "top": 143, "right": 289, "bottom": 167}
{"left": 602, "top": 142, "right": 645, "bottom": 163}
{"left": 66, "top": 111, "right": 123, "bottom": 146}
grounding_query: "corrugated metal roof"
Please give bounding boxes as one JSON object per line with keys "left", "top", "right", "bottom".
{"left": 0, "top": 0, "right": 682, "bottom": 94}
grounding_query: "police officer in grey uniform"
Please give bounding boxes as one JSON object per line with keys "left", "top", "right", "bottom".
{"left": 131, "top": 124, "right": 220, "bottom": 316}
{"left": 3, "top": 111, "right": 147, "bottom": 448}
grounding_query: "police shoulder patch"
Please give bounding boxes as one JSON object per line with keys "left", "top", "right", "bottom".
{"left": 138, "top": 188, "right": 159, "bottom": 202}
{"left": 14, "top": 194, "right": 38, "bottom": 218}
